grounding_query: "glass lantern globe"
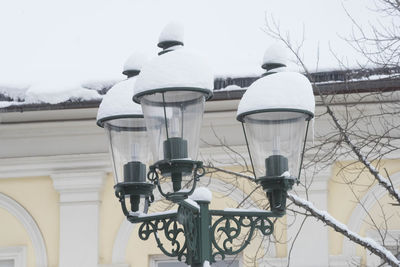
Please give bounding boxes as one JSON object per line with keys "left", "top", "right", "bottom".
{"left": 237, "top": 71, "right": 315, "bottom": 213}
{"left": 97, "top": 59, "right": 154, "bottom": 216}
{"left": 132, "top": 23, "right": 213, "bottom": 200}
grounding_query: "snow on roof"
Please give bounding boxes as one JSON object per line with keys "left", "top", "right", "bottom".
{"left": 25, "top": 79, "right": 101, "bottom": 105}
{"left": 0, "top": 0, "right": 395, "bottom": 109}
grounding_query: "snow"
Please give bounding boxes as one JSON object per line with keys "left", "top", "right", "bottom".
{"left": 25, "top": 79, "right": 101, "bottom": 105}
{"left": 263, "top": 43, "right": 288, "bottom": 66}
{"left": 281, "top": 171, "right": 291, "bottom": 178}
{"left": 0, "top": 0, "right": 391, "bottom": 97}
{"left": 203, "top": 261, "right": 210, "bottom": 267}
{"left": 184, "top": 198, "right": 200, "bottom": 210}
{"left": 129, "top": 209, "right": 177, "bottom": 218}
{"left": 123, "top": 52, "right": 149, "bottom": 73}
{"left": 134, "top": 48, "right": 214, "bottom": 100}
{"left": 289, "top": 193, "right": 400, "bottom": 266}
{"left": 224, "top": 207, "right": 266, "bottom": 213}
{"left": 0, "top": 0, "right": 394, "bottom": 107}
{"left": 158, "top": 21, "right": 184, "bottom": 44}
{"left": 237, "top": 72, "right": 315, "bottom": 119}
{"left": 189, "top": 187, "right": 212, "bottom": 202}
{"left": 0, "top": 83, "right": 29, "bottom": 101}
{"left": 218, "top": 84, "right": 244, "bottom": 91}
{"left": 96, "top": 77, "right": 142, "bottom": 124}
{"left": 362, "top": 158, "right": 400, "bottom": 201}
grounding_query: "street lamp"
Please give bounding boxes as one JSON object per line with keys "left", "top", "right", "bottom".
{"left": 237, "top": 45, "right": 314, "bottom": 214}
{"left": 97, "top": 53, "right": 155, "bottom": 216}
{"left": 132, "top": 22, "right": 213, "bottom": 203}
{"left": 97, "top": 24, "right": 314, "bottom": 267}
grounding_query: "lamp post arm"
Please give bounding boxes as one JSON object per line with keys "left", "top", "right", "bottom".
{"left": 128, "top": 211, "right": 188, "bottom": 260}
{"left": 209, "top": 209, "right": 275, "bottom": 263}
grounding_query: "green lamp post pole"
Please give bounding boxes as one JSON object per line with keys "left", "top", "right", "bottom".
{"left": 97, "top": 24, "right": 315, "bottom": 266}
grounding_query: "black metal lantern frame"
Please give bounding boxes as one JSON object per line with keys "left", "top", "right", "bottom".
{"left": 133, "top": 87, "right": 213, "bottom": 202}
{"left": 99, "top": 114, "right": 156, "bottom": 216}
{"left": 238, "top": 108, "right": 313, "bottom": 214}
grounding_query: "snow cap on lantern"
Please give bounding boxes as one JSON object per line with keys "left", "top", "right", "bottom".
{"left": 236, "top": 72, "right": 315, "bottom": 119}
{"left": 97, "top": 51, "right": 148, "bottom": 126}
{"left": 134, "top": 22, "right": 213, "bottom": 102}
{"left": 96, "top": 77, "right": 143, "bottom": 126}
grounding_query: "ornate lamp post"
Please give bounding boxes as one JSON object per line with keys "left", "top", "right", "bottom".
{"left": 97, "top": 24, "right": 315, "bottom": 267}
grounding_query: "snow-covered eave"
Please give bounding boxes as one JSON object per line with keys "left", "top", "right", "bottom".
{"left": 0, "top": 99, "right": 102, "bottom": 113}
{"left": 1, "top": 73, "right": 400, "bottom": 113}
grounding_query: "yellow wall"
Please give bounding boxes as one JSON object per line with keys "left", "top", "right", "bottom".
{"left": 328, "top": 159, "right": 400, "bottom": 263}
{"left": 0, "top": 207, "right": 35, "bottom": 264}
{"left": 0, "top": 176, "right": 59, "bottom": 267}
{"left": 98, "top": 174, "right": 126, "bottom": 265}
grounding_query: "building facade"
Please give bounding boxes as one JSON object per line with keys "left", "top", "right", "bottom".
{"left": 0, "top": 70, "right": 400, "bottom": 267}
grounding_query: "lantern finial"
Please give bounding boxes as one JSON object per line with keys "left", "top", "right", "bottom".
{"left": 122, "top": 52, "right": 148, "bottom": 78}
{"left": 262, "top": 43, "right": 288, "bottom": 75}
{"left": 158, "top": 21, "right": 184, "bottom": 55}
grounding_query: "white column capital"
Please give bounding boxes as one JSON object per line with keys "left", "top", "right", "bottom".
{"left": 51, "top": 170, "right": 107, "bottom": 204}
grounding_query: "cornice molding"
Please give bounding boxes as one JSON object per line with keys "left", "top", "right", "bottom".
{"left": 0, "top": 153, "right": 111, "bottom": 179}
{"left": 51, "top": 170, "right": 107, "bottom": 204}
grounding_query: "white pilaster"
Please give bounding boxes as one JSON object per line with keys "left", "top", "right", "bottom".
{"left": 286, "top": 167, "right": 331, "bottom": 267}
{"left": 51, "top": 170, "right": 106, "bottom": 267}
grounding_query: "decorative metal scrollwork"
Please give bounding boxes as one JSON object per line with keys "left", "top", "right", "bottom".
{"left": 177, "top": 202, "right": 200, "bottom": 265}
{"left": 210, "top": 211, "right": 274, "bottom": 262}
{"left": 137, "top": 214, "right": 187, "bottom": 260}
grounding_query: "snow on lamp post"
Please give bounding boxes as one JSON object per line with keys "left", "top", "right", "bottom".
{"left": 97, "top": 53, "right": 155, "bottom": 216}
{"left": 237, "top": 45, "right": 315, "bottom": 214}
{"left": 132, "top": 22, "right": 213, "bottom": 203}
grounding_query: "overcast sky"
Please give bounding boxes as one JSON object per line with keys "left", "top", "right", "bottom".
{"left": 0, "top": 0, "right": 386, "bottom": 87}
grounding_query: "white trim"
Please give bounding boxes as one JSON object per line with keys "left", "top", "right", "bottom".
{"left": 0, "top": 246, "right": 27, "bottom": 267}
{"left": 111, "top": 177, "right": 270, "bottom": 264}
{"left": 343, "top": 172, "right": 400, "bottom": 257}
{"left": 328, "top": 255, "right": 361, "bottom": 267}
{"left": 0, "top": 194, "right": 47, "bottom": 267}
{"left": 51, "top": 170, "right": 106, "bottom": 204}
{"left": 0, "top": 153, "right": 110, "bottom": 179}
{"left": 50, "top": 170, "right": 106, "bottom": 267}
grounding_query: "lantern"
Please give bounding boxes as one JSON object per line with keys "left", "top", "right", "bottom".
{"left": 97, "top": 54, "right": 154, "bottom": 216}
{"left": 237, "top": 61, "right": 314, "bottom": 213}
{"left": 133, "top": 23, "right": 213, "bottom": 201}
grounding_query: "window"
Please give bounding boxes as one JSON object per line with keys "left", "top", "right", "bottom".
{"left": 0, "top": 260, "right": 14, "bottom": 267}
{"left": 0, "top": 247, "right": 26, "bottom": 267}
